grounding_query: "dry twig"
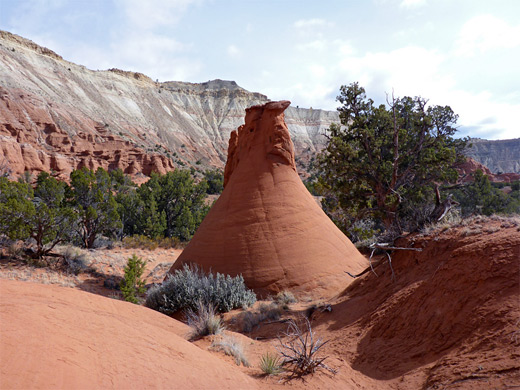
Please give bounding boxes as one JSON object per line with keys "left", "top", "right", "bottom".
{"left": 277, "top": 317, "right": 337, "bottom": 378}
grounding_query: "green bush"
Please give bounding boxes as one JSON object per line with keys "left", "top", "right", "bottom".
{"left": 145, "top": 264, "right": 256, "bottom": 314}
{"left": 120, "top": 254, "right": 147, "bottom": 304}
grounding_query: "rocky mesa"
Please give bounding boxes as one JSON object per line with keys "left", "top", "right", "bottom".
{"left": 0, "top": 30, "right": 337, "bottom": 180}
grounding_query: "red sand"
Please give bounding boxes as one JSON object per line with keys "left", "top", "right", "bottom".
{"left": 312, "top": 216, "right": 520, "bottom": 389}
{"left": 0, "top": 279, "right": 259, "bottom": 389}
{"left": 0, "top": 217, "right": 518, "bottom": 389}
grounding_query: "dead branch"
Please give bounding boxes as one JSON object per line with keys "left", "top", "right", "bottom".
{"left": 276, "top": 317, "right": 337, "bottom": 378}
{"left": 346, "top": 243, "right": 422, "bottom": 280}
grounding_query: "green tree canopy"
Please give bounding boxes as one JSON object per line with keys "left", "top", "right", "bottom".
{"left": 69, "top": 167, "right": 121, "bottom": 248}
{"left": 203, "top": 169, "right": 224, "bottom": 195}
{"left": 0, "top": 173, "right": 75, "bottom": 257}
{"left": 317, "top": 82, "right": 467, "bottom": 236}
{"left": 0, "top": 177, "right": 35, "bottom": 240}
{"left": 139, "top": 170, "right": 209, "bottom": 241}
{"left": 452, "top": 170, "right": 520, "bottom": 216}
{"left": 30, "top": 172, "right": 75, "bottom": 257}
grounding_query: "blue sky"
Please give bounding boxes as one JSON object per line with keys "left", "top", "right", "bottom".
{"left": 1, "top": 0, "right": 519, "bottom": 140}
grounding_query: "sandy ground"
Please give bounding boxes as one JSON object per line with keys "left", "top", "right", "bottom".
{"left": 1, "top": 215, "right": 519, "bottom": 389}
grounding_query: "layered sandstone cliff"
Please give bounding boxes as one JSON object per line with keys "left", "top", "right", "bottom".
{"left": 465, "top": 138, "right": 520, "bottom": 174}
{"left": 0, "top": 30, "right": 337, "bottom": 179}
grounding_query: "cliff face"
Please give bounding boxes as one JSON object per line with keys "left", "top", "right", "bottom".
{"left": 465, "top": 138, "right": 520, "bottom": 174}
{"left": 0, "top": 30, "right": 337, "bottom": 180}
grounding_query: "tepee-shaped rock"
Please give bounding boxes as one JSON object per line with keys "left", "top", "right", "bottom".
{"left": 169, "top": 101, "right": 366, "bottom": 298}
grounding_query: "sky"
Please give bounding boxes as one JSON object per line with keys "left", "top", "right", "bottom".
{"left": 0, "top": 0, "right": 519, "bottom": 140}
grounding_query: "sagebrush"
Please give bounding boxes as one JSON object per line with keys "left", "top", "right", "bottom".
{"left": 145, "top": 264, "right": 256, "bottom": 314}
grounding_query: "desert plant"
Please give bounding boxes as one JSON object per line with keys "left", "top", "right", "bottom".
{"left": 239, "top": 304, "right": 282, "bottom": 333}
{"left": 186, "top": 301, "right": 223, "bottom": 340}
{"left": 120, "top": 254, "right": 147, "bottom": 303}
{"left": 211, "top": 334, "right": 249, "bottom": 367}
{"left": 259, "top": 352, "right": 283, "bottom": 376}
{"left": 122, "top": 235, "right": 159, "bottom": 250}
{"left": 275, "top": 290, "right": 297, "bottom": 309}
{"left": 69, "top": 167, "right": 122, "bottom": 248}
{"left": 60, "top": 246, "right": 89, "bottom": 275}
{"left": 277, "top": 317, "right": 336, "bottom": 378}
{"left": 145, "top": 264, "right": 256, "bottom": 314}
{"left": 240, "top": 311, "right": 260, "bottom": 333}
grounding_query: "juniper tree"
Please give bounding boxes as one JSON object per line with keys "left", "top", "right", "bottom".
{"left": 317, "top": 82, "right": 467, "bottom": 236}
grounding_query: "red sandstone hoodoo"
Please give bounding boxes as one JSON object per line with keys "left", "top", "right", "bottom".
{"left": 168, "top": 101, "right": 366, "bottom": 298}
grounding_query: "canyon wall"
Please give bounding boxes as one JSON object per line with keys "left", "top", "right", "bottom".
{"left": 2, "top": 30, "right": 516, "bottom": 181}
{"left": 465, "top": 138, "right": 520, "bottom": 174}
{"left": 0, "top": 30, "right": 336, "bottom": 180}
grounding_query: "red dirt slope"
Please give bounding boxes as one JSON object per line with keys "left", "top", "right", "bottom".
{"left": 313, "top": 216, "right": 520, "bottom": 389}
{"left": 0, "top": 280, "right": 259, "bottom": 389}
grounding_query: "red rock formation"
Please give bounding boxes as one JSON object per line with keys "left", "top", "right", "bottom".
{"left": 169, "top": 101, "right": 366, "bottom": 298}
{"left": 0, "top": 87, "right": 174, "bottom": 181}
{"left": 456, "top": 157, "right": 520, "bottom": 183}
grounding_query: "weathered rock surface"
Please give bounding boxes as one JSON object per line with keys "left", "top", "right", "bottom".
{"left": 169, "top": 101, "right": 366, "bottom": 298}
{"left": 457, "top": 157, "right": 520, "bottom": 183}
{"left": 465, "top": 138, "right": 520, "bottom": 174}
{"left": 0, "top": 30, "right": 337, "bottom": 180}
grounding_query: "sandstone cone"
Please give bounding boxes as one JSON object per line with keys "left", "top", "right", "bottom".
{"left": 169, "top": 101, "right": 366, "bottom": 298}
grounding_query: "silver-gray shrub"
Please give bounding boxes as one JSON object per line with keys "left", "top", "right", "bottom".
{"left": 145, "top": 264, "right": 256, "bottom": 314}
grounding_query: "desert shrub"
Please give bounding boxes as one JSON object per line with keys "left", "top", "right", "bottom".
{"left": 158, "top": 236, "right": 182, "bottom": 249}
{"left": 145, "top": 264, "right": 256, "bottom": 314}
{"left": 259, "top": 352, "right": 283, "bottom": 376}
{"left": 186, "top": 301, "right": 223, "bottom": 340}
{"left": 122, "top": 235, "right": 158, "bottom": 250}
{"left": 120, "top": 254, "right": 147, "bottom": 304}
{"left": 277, "top": 318, "right": 336, "bottom": 378}
{"left": 60, "top": 246, "right": 89, "bottom": 275}
{"left": 211, "top": 334, "right": 249, "bottom": 367}
{"left": 275, "top": 290, "right": 297, "bottom": 309}
{"left": 203, "top": 169, "right": 224, "bottom": 195}
{"left": 122, "top": 235, "right": 183, "bottom": 250}
{"left": 239, "top": 311, "right": 260, "bottom": 333}
{"left": 239, "top": 303, "right": 282, "bottom": 333}
{"left": 6, "top": 241, "right": 24, "bottom": 259}
{"left": 263, "top": 303, "right": 283, "bottom": 320}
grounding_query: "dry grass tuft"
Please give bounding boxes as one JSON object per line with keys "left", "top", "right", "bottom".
{"left": 238, "top": 303, "right": 283, "bottom": 333}
{"left": 0, "top": 268, "right": 79, "bottom": 288}
{"left": 186, "top": 301, "right": 224, "bottom": 340}
{"left": 211, "top": 334, "right": 250, "bottom": 367}
{"left": 259, "top": 352, "right": 283, "bottom": 376}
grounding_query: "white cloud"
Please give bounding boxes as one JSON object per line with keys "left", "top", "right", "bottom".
{"left": 400, "top": 0, "right": 427, "bottom": 8}
{"left": 114, "top": 0, "right": 200, "bottom": 30}
{"left": 455, "top": 15, "right": 520, "bottom": 57}
{"left": 227, "top": 44, "right": 241, "bottom": 59}
{"left": 293, "top": 18, "right": 333, "bottom": 29}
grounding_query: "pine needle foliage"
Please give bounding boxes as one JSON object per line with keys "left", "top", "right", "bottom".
{"left": 120, "top": 254, "right": 147, "bottom": 304}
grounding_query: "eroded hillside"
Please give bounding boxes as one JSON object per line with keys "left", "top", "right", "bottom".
{"left": 0, "top": 30, "right": 337, "bottom": 180}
